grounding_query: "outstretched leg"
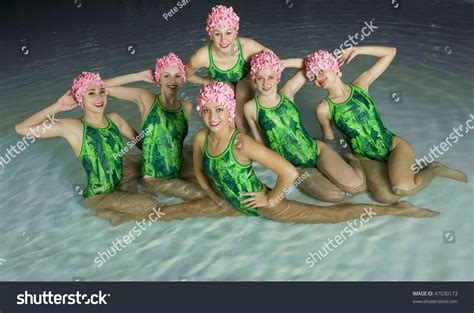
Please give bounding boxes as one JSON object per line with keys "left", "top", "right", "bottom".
{"left": 84, "top": 191, "right": 159, "bottom": 216}
{"left": 259, "top": 200, "right": 439, "bottom": 224}
{"left": 235, "top": 76, "right": 257, "bottom": 133}
{"left": 143, "top": 177, "right": 207, "bottom": 201}
{"left": 358, "top": 156, "right": 401, "bottom": 204}
{"left": 93, "top": 197, "right": 243, "bottom": 226}
{"left": 296, "top": 168, "right": 347, "bottom": 203}
{"left": 388, "top": 136, "right": 468, "bottom": 196}
{"left": 316, "top": 141, "right": 366, "bottom": 194}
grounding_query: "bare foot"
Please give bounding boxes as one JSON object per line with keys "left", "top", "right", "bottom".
{"left": 430, "top": 161, "right": 468, "bottom": 183}
{"left": 388, "top": 201, "right": 440, "bottom": 218}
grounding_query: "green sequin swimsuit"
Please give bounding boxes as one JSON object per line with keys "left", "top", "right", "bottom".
{"left": 327, "top": 84, "right": 394, "bottom": 162}
{"left": 79, "top": 116, "right": 124, "bottom": 198}
{"left": 207, "top": 38, "right": 250, "bottom": 84}
{"left": 141, "top": 95, "right": 188, "bottom": 179}
{"left": 202, "top": 130, "right": 264, "bottom": 216}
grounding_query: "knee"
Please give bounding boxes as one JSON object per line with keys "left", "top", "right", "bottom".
{"left": 369, "top": 190, "right": 401, "bottom": 204}
{"left": 392, "top": 185, "right": 417, "bottom": 196}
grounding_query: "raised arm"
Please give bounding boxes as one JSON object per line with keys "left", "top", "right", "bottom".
{"left": 15, "top": 91, "right": 83, "bottom": 154}
{"left": 105, "top": 70, "right": 155, "bottom": 118}
{"left": 281, "top": 58, "right": 304, "bottom": 69}
{"left": 243, "top": 100, "right": 264, "bottom": 144}
{"left": 238, "top": 134, "right": 298, "bottom": 208}
{"left": 280, "top": 69, "right": 307, "bottom": 100}
{"left": 185, "top": 47, "right": 215, "bottom": 85}
{"left": 315, "top": 100, "right": 335, "bottom": 141}
{"left": 15, "top": 91, "right": 76, "bottom": 139}
{"left": 338, "top": 46, "right": 397, "bottom": 91}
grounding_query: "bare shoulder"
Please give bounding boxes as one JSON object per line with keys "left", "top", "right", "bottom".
{"left": 190, "top": 43, "right": 210, "bottom": 65}
{"left": 182, "top": 100, "right": 192, "bottom": 110}
{"left": 105, "top": 112, "right": 130, "bottom": 128}
{"left": 234, "top": 132, "right": 256, "bottom": 149}
{"left": 316, "top": 98, "right": 330, "bottom": 114}
{"left": 60, "top": 118, "right": 84, "bottom": 136}
{"left": 243, "top": 98, "right": 257, "bottom": 112}
{"left": 193, "top": 127, "right": 208, "bottom": 147}
{"left": 352, "top": 77, "right": 369, "bottom": 93}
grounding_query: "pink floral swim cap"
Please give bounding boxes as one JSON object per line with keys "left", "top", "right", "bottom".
{"left": 71, "top": 71, "right": 107, "bottom": 108}
{"left": 154, "top": 52, "right": 186, "bottom": 85}
{"left": 197, "top": 82, "right": 236, "bottom": 122}
{"left": 305, "top": 50, "right": 342, "bottom": 81}
{"left": 250, "top": 50, "right": 283, "bottom": 81}
{"left": 205, "top": 5, "right": 240, "bottom": 38}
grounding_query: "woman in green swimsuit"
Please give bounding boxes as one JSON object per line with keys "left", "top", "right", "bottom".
{"left": 308, "top": 46, "right": 467, "bottom": 203}
{"left": 185, "top": 5, "right": 301, "bottom": 133}
{"left": 244, "top": 50, "right": 366, "bottom": 203}
{"left": 14, "top": 72, "right": 248, "bottom": 226}
{"left": 193, "top": 81, "right": 439, "bottom": 222}
{"left": 104, "top": 53, "right": 206, "bottom": 200}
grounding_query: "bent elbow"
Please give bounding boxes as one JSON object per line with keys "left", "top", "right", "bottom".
{"left": 15, "top": 124, "right": 25, "bottom": 136}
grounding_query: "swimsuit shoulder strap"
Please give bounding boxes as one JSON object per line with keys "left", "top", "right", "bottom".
{"left": 208, "top": 42, "right": 215, "bottom": 69}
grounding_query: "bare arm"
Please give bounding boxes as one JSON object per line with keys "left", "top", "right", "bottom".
{"left": 183, "top": 101, "right": 193, "bottom": 119}
{"left": 105, "top": 71, "right": 155, "bottom": 117}
{"left": 15, "top": 91, "right": 83, "bottom": 155}
{"left": 185, "top": 47, "right": 215, "bottom": 85}
{"left": 316, "top": 100, "right": 335, "bottom": 141}
{"left": 15, "top": 91, "right": 77, "bottom": 139}
{"left": 243, "top": 100, "right": 264, "bottom": 144}
{"left": 338, "top": 46, "right": 397, "bottom": 91}
{"left": 238, "top": 134, "right": 298, "bottom": 208}
{"left": 281, "top": 58, "right": 304, "bottom": 69}
{"left": 240, "top": 37, "right": 268, "bottom": 59}
{"left": 105, "top": 70, "right": 155, "bottom": 87}
{"left": 280, "top": 69, "right": 307, "bottom": 100}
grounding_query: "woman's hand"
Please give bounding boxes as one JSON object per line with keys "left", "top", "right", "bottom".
{"left": 241, "top": 190, "right": 271, "bottom": 209}
{"left": 139, "top": 70, "right": 155, "bottom": 84}
{"left": 54, "top": 90, "right": 78, "bottom": 112}
{"left": 337, "top": 47, "right": 359, "bottom": 66}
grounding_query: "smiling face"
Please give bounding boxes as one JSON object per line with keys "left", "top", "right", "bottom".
{"left": 255, "top": 68, "right": 279, "bottom": 96}
{"left": 211, "top": 26, "right": 237, "bottom": 52}
{"left": 311, "top": 68, "right": 339, "bottom": 89}
{"left": 201, "top": 101, "right": 230, "bottom": 132}
{"left": 160, "top": 66, "right": 183, "bottom": 93}
{"left": 82, "top": 84, "right": 107, "bottom": 113}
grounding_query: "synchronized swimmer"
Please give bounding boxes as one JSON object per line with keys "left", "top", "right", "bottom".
{"left": 15, "top": 5, "right": 467, "bottom": 226}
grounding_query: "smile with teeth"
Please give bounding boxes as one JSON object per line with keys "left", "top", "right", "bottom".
{"left": 209, "top": 121, "right": 221, "bottom": 127}
{"left": 219, "top": 43, "right": 230, "bottom": 48}
{"left": 94, "top": 102, "right": 104, "bottom": 108}
{"left": 167, "top": 84, "right": 177, "bottom": 89}
{"left": 319, "top": 78, "right": 327, "bottom": 86}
